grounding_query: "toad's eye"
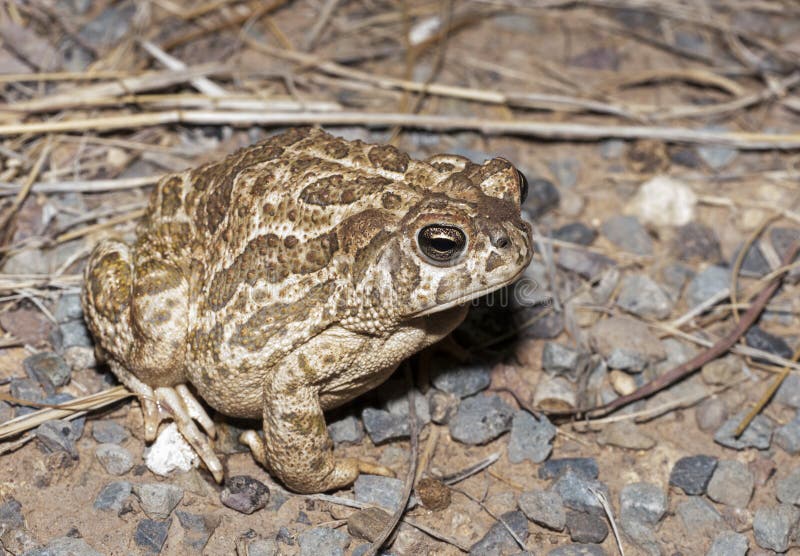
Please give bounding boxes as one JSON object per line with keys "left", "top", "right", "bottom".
{"left": 417, "top": 225, "right": 467, "bottom": 265}
{"left": 517, "top": 170, "right": 528, "bottom": 204}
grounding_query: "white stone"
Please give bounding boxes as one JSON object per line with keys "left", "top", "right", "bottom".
{"left": 144, "top": 423, "right": 198, "bottom": 477}
{"left": 627, "top": 175, "right": 697, "bottom": 227}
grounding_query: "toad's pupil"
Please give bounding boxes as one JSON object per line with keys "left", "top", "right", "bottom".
{"left": 431, "top": 237, "right": 455, "bottom": 252}
{"left": 418, "top": 225, "right": 466, "bottom": 264}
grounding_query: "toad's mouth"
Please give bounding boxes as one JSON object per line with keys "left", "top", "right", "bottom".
{"left": 410, "top": 263, "right": 531, "bottom": 319}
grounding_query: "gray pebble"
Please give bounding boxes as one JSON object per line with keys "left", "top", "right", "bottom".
{"left": 0, "top": 497, "right": 24, "bottom": 528}
{"left": 24, "top": 536, "right": 103, "bottom": 556}
{"left": 10, "top": 378, "right": 44, "bottom": 416}
{"left": 175, "top": 510, "right": 220, "bottom": 552}
{"left": 697, "top": 139, "right": 737, "bottom": 170}
{"left": 685, "top": 265, "right": 729, "bottom": 308}
{"left": 449, "top": 394, "right": 514, "bottom": 445}
{"left": 557, "top": 248, "right": 616, "bottom": 280}
{"left": 669, "top": 454, "right": 718, "bottom": 495}
{"left": 507, "top": 410, "right": 556, "bottom": 464}
{"left": 298, "top": 526, "right": 350, "bottom": 556}
{"left": 776, "top": 373, "right": 800, "bottom": 408}
{"left": 91, "top": 420, "right": 129, "bottom": 444}
{"left": 327, "top": 415, "right": 364, "bottom": 445}
{"left": 220, "top": 475, "right": 269, "bottom": 514}
{"left": 23, "top": 352, "right": 71, "bottom": 392}
{"left": 676, "top": 497, "right": 726, "bottom": 538}
{"left": 134, "top": 518, "right": 171, "bottom": 554}
{"left": 539, "top": 458, "right": 599, "bottom": 481}
{"left": 133, "top": 483, "right": 184, "bottom": 520}
{"left": 776, "top": 466, "right": 800, "bottom": 505}
{"left": 619, "top": 518, "right": 659, "bottom": 556}
{"left": 616, "top": 275, "right": 673, "bottom": 320}
{"left": 541, "top": 342, "right": 586, "bottom": 379}
{"left": 553, "top": 222, "right": 597, "bottom": 246}
{"left": 469, "top": 510, "right": 528, "bottom": 556}
{"left": 431, "top": 361, "right": 491, "bottom": 398}
{"left": 247, "top": 538, "right": 279, "bottom": 556}
{"left": 53, "top": 320, "right": 93, "bottom": 350}
{"left": 601, "top": 215, "right": 653, "bottom": 255}
{"left": 706, "top": 460, "right": 754, "bottom": 508}
{"left": 672, "top": 223, "right": 723, "bottom": 263}
{"left": 548, "top": 158, "right": 580, "bottom": 188}
{"left": 565, "top": 511, "right": 608, "bottom": 544}
{"left": 362, "top": 407, "right": 408, "bottom": 444}
{"left": 695, "top": 398, "right": 729, "bottom": 432}
{"left": 553, "top": 470, "right": 610, "bottom": 516}
{"left": 523, "top": 177, "right": 560, "bottom": 217}
{"left": 35, "top": 419, "right": 80, "bottom": 459}
{"left": 701, "top": 355, "right": 742, "bottom": 385}
{"left": 775, "top": 413, "right": 800, "bottom": 454}
{"left": 597, "top": 421, "right": 655, "bottom": 451}
{"left": 384, "top": 389, "right": 430, "bottom": 425}
{"left": 590, "top": 317, "right": 665, "bottom": 373}
{"left": 706, "top": 531, "right": 748, "bottom": 556}
{"left": 354, "top": 475, "right": 405, "bottom": 512}
{"left": 93, "top": 481, "right": 132, "bottom": 513}
{"left": 753, "top": 504, "right": 800, "bottom": 552}
{"left": 518, "top": 489, "right": 565, "bottom": 531}
{"left": 619, "top": 482, "right": 666, "bottom": 525}
{"left": 54, "top": 294, "right": 84, "bottom": 322}
{"left": 547, "top": 545, "right": 607, "bottom": 556}
{"left": 746, "top": 325, "right": 793, "bottom": 362}
{"left": 95, "top": 443, "right": 134, "bottom": 475}
{"left": 714, "top": 410, "right": 773, "bottom": 450}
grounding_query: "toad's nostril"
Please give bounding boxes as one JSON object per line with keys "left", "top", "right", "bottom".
{"left": 493, "top": 235, "right": 510, "bottom": 249}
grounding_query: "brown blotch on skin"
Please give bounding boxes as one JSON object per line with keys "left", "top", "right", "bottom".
{"left": 284, "top": 235, "right": 299, "bottom": 248}
{"left": 90, "top": 251, "right": 132, "bottom": 322}
{"left": 368, "top": 144, "right": 410, "bottom": 173}
{"left": 436, "top": 273, "right": 473, "bottom": 304}
{"left": 381, "top": 192, "right": 401, "bottom": 210}
{"left": 269, "top": 127, "right": 311, "bottom": 147}
{"left": 159, "top": 176, "right": 183, "bottom": 217}
{"left": 485, "top": 252, "right": 504, "bottom": 272}
{"left": 321, "top": 139, "right": 349, "bottom": 159}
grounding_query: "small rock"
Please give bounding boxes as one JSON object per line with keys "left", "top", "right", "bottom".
{"left": 532, "top": 375, "right": 577, "bottom": 412}
{"left": 608, "top": 370, "right": 636, "bottom": 396}
{"left": 0, "top": 497, "right": 24, "bottom": 528}
{"left": 383, "top": 387, "right": 430, "bottom": 425}
{"left": 354, "top": 475, "right": 405, "bottom": 512}
{"left": 469, "top": 510, "right": 528, "bottom": 556}
{"left": 547, "top": 158, "right": 580, "bottom": 188}
{"left": 672, "top": 223, "right": 723, "bottom": 263}
{"left": 134, "top": 518, "right": 171, "bottom": 554}
{"left": 620, "top": 482, "right": 666, "bottom": 525}
{"left": 144, "top": 422, "right": 199, "bottom": 477}
{"left": 247, "top": 538, "right": 279, "bottom": 556}
{"left": 10, "top": 378, "right": 45, "bottom": 416}
{"left": 553, "top": 470, "right": 610, "bottom": 516}
{"left": 628, "top": 175, "right": 696, "bottom": 227}
{"left": 732, "top": 241, "right": 770, "bottom": 278}
{"left": 714, "top": 410, "right": 773, "bottom": 450}
{"left": 695, "top": 398, "right": 728, "bottom": 432}
{"left": 553, "top": 223, "right": 596, "bottom": 246}
{"left": 753, "top": 504, "right": 800, "bottom": 552}
{"left": 524, "top": 177, "right": 560, "bottom": 217}
{"left": 25, "top": 537, "right": 103, "bottom": 556}
{"left": 91, "top": 420, "right": 129, "bottom": 444}
{"left": 541, "top": 342, "right": 586, "bottom": 380}
{"left": 697, "top": 132, "right": 737, "bottom": 169}
{"left": 590, "top": 317, "right": 665, "bottom": 372}
{"left": 507, "top": 410, "right": 556, "bottom": 464}
{"left": 660, "top": 262, "right": 694, "bottom": 299}
{"left": 34, "top": 419, "right": 80, "bottom": 459}
{"left": 23, "top": 352, "right": 71, "bottom": 392}
{"left": 701, "top": 355, "right": 742, "bottom": 385}
{"left": 706, "top": 460, "right": 754, "bottom": 508}
{"left": 347, "top": 507, "right": 392, "bottom": 542}
{"left": 565, "top": 511, "right": 608, "bottom": 544}
{"left": 54, "top": 294, "right": 84, "bottom": 322}
{"left": 669, "top": 455, "right": 718, "bottom": 495}
{"left": 557, "top": 248, "right": 616, "bottom": 280}
{"left": 327, "top": 415, "right": 364, "bottom": 445}
{"left": 428, "top": 390, "right": 460, "bottom": 424}
{"left": 431, "top": 361, "right": 491, "bottom": 398}
{"left": 175, "top": 510, "right": 220, "bottom": 552}
{"left": 775, "top": 413, "right": 800, "bottom": 454}
{"left": 93, "top": 481, "right": 132, "bottom": 513}
{"left": 362, "top": 408, "right": 408, "bottom": 444}
{"left": 539, "top": 458, "right": 599, "bottom": 481}
{"left": 95, "top": 443, "right": 134, "bottom": 475}
{"left": 547, "top": 545, "right": 607, "bottom": 556}
{"left": 685, "top": 265, "right": 729, "bottom": 307}
{"left": 676, "top": 497, "right": 726, "bottom": 538}
{"left": 298, "top": 526, "right": 350, "bottom": 556}
{"left": 518, "top": 488, "right": 565, "bottom": 531}
{"left": 597, "top": 421, "right": 655, "bottom": 451}
{"left": 52, "top": 320, "right": 93, "bottom": 351}
{"left": 706, "top": 531, "right": 748, "bottom": 556}
{"left": 616, "top": 274, "right": 673, "bottom": 320}
{"left": 220, "top": 476, "right": 269, "bottom": 514}
{"left": 133, "top": 483, "right": 183, "bottom": 520}
{"left": 777, "top": 373, "right": 800, "bottom": 408}
{"left": 601, "top": 215, "right": 653, "bottom": 256}
{"left": 745, "top": 326, "right": 794, "bottom": 362}
{"left": 416, "top": 478, "right": 450, "bottom": 511}
{"left": 776, "top": 466, "right": 800, "bottom": 505}
{"left": 449, "top": 394, "right": 514, "bottom": 445}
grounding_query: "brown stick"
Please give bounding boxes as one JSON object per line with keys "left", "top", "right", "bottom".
{"left": 566, "top": 240, "right": 800, "bottom": 419}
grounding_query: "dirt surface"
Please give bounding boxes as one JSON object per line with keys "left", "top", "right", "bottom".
{"left": 1, "top": 1, "right": 800, "bottom": 555}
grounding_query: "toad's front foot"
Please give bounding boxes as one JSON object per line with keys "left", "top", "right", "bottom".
{"left": 240, "top": 430, "right": 394, "bottom": 493}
